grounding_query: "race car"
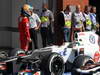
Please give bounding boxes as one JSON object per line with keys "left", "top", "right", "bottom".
{"left": 0, "top": 31, "right": 100, "bottom": 75}
{"left": 46, "top": 31, "right": 100, "bottom": 75}
{"left": 0, "top": 48, "right": 65, "bottom": 75}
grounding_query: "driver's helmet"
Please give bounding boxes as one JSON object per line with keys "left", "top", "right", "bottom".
{"left": 23, "top": 4, "right": 30, "bottom": 11}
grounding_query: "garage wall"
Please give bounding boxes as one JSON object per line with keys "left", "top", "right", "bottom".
{"left": 0, "top": 0, "right": 12, "bottom": 47}
{"left": 63, "top": 0, "right": 89, "bottom": 11}
{"left": 12, "top": 0, "right": 27, "bottom": 48}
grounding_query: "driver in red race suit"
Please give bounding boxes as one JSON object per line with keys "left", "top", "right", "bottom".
{"left": 18, "top": 4, "right": 31, "bottom": 51}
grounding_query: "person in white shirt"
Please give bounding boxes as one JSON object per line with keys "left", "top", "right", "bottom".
{"left": 90, "top": 6, "right": 99, "bottom": 32}
{"left": 83, "top": 5, "right": 92, "bottom": 31}
{"left": 71, "top": 5, "right": 85, "bottom": 41}
{"left": 28, "top": 5, "right": 41, "bottom": 49}
{"left": 62, "top": 5, "right": 72, "bottom": 42}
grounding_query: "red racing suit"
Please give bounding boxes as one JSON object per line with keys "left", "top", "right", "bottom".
{"left": 18, "top": 16, "right": 31, "bottom": 51}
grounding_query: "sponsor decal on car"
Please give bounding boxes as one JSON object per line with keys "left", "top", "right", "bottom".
{"left": 94, "top": 51, "right": 100, "bottom": 62}
{"left": 89, "top": 34, "right": 95, "bottom": 44}
{"left": 34, "top": 71, "right": 41, "bottom": 75}
{"left": 59, "top": 48, "right": 67, "bottom": 56}
{"left": 78, "top": 32, "right": 85, "bottom": 36}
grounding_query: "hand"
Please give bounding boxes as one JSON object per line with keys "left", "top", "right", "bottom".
{"left": 96, "top": 24, "right": 99, "bottom": 28}
{"left": 29, "top": 38, "right": 32, "bottom": 42}
{"left": 34, "top": 27, "right": 40, "bottom": 30}
{"left": 34, "top": 27, "right": 38, "bottom": 30}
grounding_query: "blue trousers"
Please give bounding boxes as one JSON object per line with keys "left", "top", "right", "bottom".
{"left": 64, "top": 28, "right": 70, "bottom": 42}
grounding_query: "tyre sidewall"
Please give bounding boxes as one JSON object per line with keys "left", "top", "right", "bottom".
{"left": 71, "top": 55, "right": 94, "bottom": 75}
{"left": 47, "top": 53, "right": 65, "bottom": 75}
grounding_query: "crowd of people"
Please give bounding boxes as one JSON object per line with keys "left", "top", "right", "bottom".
{"left": 18, "top": 4, "right": 54, "bottom": 51}
{"left": 54, "top": 5, "right": 99, "bottom": 46}
{"left": 18, "top": 4, "right": 99, "bottom": 51}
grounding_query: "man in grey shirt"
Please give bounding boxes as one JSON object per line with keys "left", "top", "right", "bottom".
{"left": 40, "top": 3, "right": 54, "bottom": 47}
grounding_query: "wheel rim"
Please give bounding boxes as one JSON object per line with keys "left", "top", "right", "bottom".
{"left": 50, "top": 56, "right": 64, "bottom": 75}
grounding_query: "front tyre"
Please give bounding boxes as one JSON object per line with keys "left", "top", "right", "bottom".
{"left": 46, "top": 53, "right": 65, "bottom": 75}
{"left": 71, "top": 55, "right": 94, "bottom": 75}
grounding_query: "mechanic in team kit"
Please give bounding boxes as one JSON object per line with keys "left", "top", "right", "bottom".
{"left": 71, "top": 5, "right": 85, "bottom": 41}
{"left": 90, "top": 6, "right": 100, "bottom": 32}
{"left": 83, "top": 5, "right": 93, "bottom": 31}
{"left": 40, "top": 3, "right": 54, "bottom": 47}
{"left": 62, "top": 5, "right": 72, "bottom": 42}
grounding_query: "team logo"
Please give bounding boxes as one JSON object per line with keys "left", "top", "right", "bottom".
{"left": 89, "top": 34, "right": 95, "bottom": 44}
